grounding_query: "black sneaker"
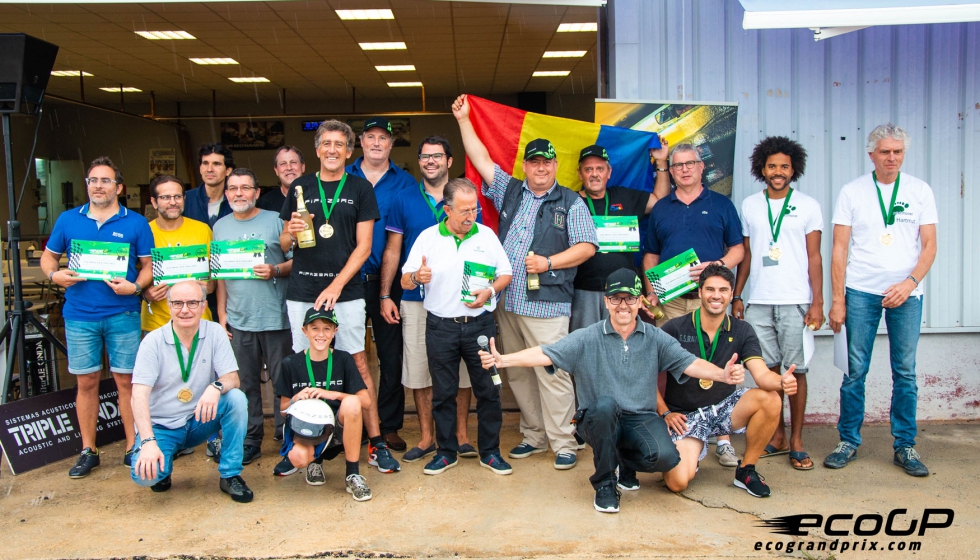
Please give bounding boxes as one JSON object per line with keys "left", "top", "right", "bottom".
{"left": 617, "top": 467, "right": 640, "bottom": 491}
{"left": 123, "top": 445, "right": 137, "bottom": 467}
{"left": 219, "top": 475, "right": 254, "bottom": 503}
{"left": 69, "top": 447, "right": 100, "bottom": 479}
{"left": 151, "top": 475, "right": 172, "bottom": 493}
{"left": 206, "top": 437, "right": 222, "bottom": 461}
{"left": 242, "top": 444, "right": 262, "bottom": 465}
{"left": 734, "top": 461, "right": 771, "bottom": 498}
{"left": 594, "top": 484, "right": 621, "bottom": 513}
{"left": 273, "top": 456, "right": 298, "bottom": 476}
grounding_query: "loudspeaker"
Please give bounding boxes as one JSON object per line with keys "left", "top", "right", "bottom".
{"left": 0, "top": 34, "right": 59, "bottom": 114}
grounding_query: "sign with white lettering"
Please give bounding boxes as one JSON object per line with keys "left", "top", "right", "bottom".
{"left": 0, "top": 378, "right": 126, "bottom": 475}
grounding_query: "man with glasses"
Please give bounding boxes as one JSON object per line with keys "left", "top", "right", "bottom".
{"left": 214, "top": 168, "right": 293, "bottom": 468}
{"left": 454, "top": 94, "right": 598, "bottom": 471}
{"left": 258, "top": 145, "right": 305, "bottom": 213}
{"left": 185, "top": 143, "right": 235, "bottom": 228}
{"left": 141, "top": 174, "right": 214, "bottom": 333}
{"left": 401, "top": 179, "right": 513, "bottom": 476}
{"left": 129, "top": 280, "right": 253, "bottom": 503}
{"left": 641, "top": 143, "right": 745, "bottom": 467}
{"left": 41, "top": 156, "right": 154, "bottom": 478}
{"left": 382, "top": 136, "right": 477, "bottom": 462}
{"left": 346, "top": 117, "right": 416, "bottom": 452}
{"left": 479, "top": 268, "right": 746, "bottom": 513}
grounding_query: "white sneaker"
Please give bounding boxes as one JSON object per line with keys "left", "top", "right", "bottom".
{"left": 716, "top": 443, "right": 739, "bottom": 467}
{"left": 305, "top": 462, "right": 326, "bottom": 486}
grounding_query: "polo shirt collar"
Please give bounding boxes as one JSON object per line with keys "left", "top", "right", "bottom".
{"left": 79, "top": 202, "right": 128, "bottom": 219}
{"left": 351, "top": 157, "right": 398, "bottom": 178}
{"left": 668, "top": 184, "right": 709, "bottom": 203}
{"left": 438, "top": 218, "right": 478, "bottom": 243}
{"left": 163, "top": 320, "right": 208, "bottom": 345}
{"left": 600, "top": 317, "right": 647, "bottom": 336}
{"left": 690, "top": 310, "right": 732, "bottom": 332}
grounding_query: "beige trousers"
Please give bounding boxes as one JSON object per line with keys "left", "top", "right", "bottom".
{"left": 656, "top": 295, "right": 702, "bottom": 327}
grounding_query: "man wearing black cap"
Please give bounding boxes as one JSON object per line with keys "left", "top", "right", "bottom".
{"left": 346, "top": 116, "right": 417, "bottom": 452}
{"left": 480, "top": 268, "right": 746, "bottom": 513}
{"left": 454, "top": 94, "right": 598, "bottom": 471}
{"left": 571, "top": 143, "right": 671, "bottom": 331}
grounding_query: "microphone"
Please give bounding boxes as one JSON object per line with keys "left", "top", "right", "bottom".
{"left": 477, "top": 335, "right": 502, "bottom": 387}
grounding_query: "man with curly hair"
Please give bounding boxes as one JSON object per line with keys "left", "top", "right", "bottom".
{"left": 733, "top": 136, "right": 824, "bottom": 471}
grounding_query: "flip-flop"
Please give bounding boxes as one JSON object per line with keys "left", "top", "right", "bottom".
{"left": 789, "top": 450, "right": 815, "bottom": 470}
{"left": 761, "top": 444, "right": 790, "bottom": 458}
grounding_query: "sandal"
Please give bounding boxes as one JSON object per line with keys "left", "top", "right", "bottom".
{"left": 761, "top": 444, "right": 790, "bottom": 458}
{"left": 789, "top": 450, "right": 814, "bottom": 470}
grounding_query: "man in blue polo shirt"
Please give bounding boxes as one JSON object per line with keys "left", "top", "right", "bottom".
{"left": 41, "top": 156, "right": 154, "bottom": 479}
{"left": 641, "top": 142, "right": 744, "bottom": 467}
{"left": 346, "top": 116, "right": 416, "bottom": 452}
{"left": 184, "top": 143, "right": 235, "bottom": 228}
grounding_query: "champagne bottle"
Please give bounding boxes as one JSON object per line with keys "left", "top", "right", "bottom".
{"left": 641, "top": 295, "right": 665, "bottom": 320}
{"left": 294, "top": 185, "right": 316, "bottom": 249}
{"left": 527, "top": 251, "right": 540, "bottom": 291}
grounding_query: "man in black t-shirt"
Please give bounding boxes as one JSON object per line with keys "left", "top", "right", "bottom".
{"left": 279, "top": 119, "right": 399, "bottom": 474}
{"left": 658, "top": 264, "right": 797, "bottom": 498}
{"left": 275, "top": 307, "right": 372, "bottom": 501}
{"left": 571, "top": 143, "right": 670, "bottom": 331}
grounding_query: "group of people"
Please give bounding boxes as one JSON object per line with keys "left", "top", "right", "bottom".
{"left": 40, "top": 92, "right": 937, "bottom": 512}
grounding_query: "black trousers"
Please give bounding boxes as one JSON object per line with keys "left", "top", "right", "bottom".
{"left": 364, "top": 278, "right": 405, "bottom": 435}
{"left": 425, "top": 311, "right": 501, "bottom": 458}
{"left": 577, "top": 396, "right": 681, "bottom": 490}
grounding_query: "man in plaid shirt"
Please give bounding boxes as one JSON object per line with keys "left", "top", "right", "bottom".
{"left": 453, "top": 94, "right": 598, "bottom": 470}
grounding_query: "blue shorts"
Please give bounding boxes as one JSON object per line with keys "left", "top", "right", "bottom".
{"left": 280, "top": 421, "right": 345, "bottom": 461}
{"left": 65, "top": 310, "right": 141, "bottom": 374}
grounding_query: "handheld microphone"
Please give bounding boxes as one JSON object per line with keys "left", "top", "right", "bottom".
{"left": 477, "top": 335, "right": 502, "bottom": 387}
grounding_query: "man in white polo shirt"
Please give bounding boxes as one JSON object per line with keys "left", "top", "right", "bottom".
{"left": 401, "top": 178, "right": 514, "bottom": 476}
{"left": 825, "top": 123, "right": 938, "bottom": 477}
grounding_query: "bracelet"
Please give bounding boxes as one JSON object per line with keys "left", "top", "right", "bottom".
{"left": 546, "top": 256, "right": 553, "bottom": 272}
{"left": 140, "top": 436, "right": 156, "bottom": 446}
{"left": 274, "top": 264, "right": 281, "bottom": 278}
{"left": 379, "top": 295, "right": 391, "bottom": 300}
{"left": 732, "top": 295, "right": 742, "bottom": 301}
{"left": 48, "top": 271, "right": 56, "bottom": 282}
{"left": 661, "top": 410, "right": 671, "bottom": 418}
{"left": 489, "top": 285, "right": 497, "bottom": 298}
{"left": 410, "top": 272, "right": 421, "bottom": 287}
{"left": 656, "top": 167, "right": 668, "bottom": 172}
{"left": 906, "top": 275, "right": 919, "bottom": 286}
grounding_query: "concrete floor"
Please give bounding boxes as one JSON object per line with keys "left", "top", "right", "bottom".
{"left": 1, "top": 415, "right": 976, "bottom": 560}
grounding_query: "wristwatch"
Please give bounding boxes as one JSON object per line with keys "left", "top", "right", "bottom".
{"left": 210, "top": 381, "right": 224, "bottom": 393}
{"left": 133, "top": 282, "right": 143, "bottom": 297}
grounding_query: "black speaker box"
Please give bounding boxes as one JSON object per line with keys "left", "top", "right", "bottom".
{"left": 0, "top": 34, "right": 59, "bottom": 114}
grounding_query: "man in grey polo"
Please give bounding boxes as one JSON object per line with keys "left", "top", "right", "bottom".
{"left": 214, "top": 168, "right": 293, "bottom": 467}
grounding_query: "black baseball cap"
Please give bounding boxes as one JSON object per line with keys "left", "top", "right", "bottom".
{"left": 523, "top": 138, "right": 557, "bottom": 161}
{"left": 579, "top": 144, "right": 610, "bottom": 163}
{"left": 303, "top": 306, "right": 339, "bottom": 327}
{"left": 362, "top": 117, "right": 392, "bottom": 135}
{"left": 604, "top": 268, "right": 643, "bottom": 297}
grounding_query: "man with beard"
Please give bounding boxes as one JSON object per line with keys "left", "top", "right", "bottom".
{"left": 41, "top": 156, "right": 154, "bottom": 477}
{"left": 571, "top": 143, "right": 671, "bottom": 331}
{"left": 214, "top": 168, "right": 293, "bottom": 467}
{"left": 382, "top": 136, "right": 477, "bottom": 462}
{"left": 346, "top": 117, "right": 416, "bottom": 452}
{"left": 258, "top": 146, "right": 305, "bottom": 213}
{"left": 141, "top": 175, "right": 214, "bottom": 333}
{"left": 732, "top": 136, "right": 824, "bottom": 471}
{"left": 184, "top": 143, "right": 234, "bottom": 228}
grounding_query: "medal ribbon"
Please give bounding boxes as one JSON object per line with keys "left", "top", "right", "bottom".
{"left": 315, "top": 172, "right": 348, "bottom": 224}
{"left": 694, "top": 309, "right": 721, "bottom": 363}
{"left": 585, "top": 192, "right": 610, "bottom": 217}
{"left": 872, "top": 171, "right": 901, "bottom": 228}
{"left": 172, "top": 326, "right": 200, "bottom": 383}
{"left": 305, "top": 348, "right": 334, "bottom": 398}
{"left": 419, "top": 181, "right": 445, "bottom": 222}
{"left": 765, "top": 187, "right": 794, "bottom": 244}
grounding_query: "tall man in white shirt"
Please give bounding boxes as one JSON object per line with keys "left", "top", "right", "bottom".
{"left": 824, "top": 124, "right": 938, "bottom": 477}
{"left": 733, "top": 136, "right": 823, "bottom": 471}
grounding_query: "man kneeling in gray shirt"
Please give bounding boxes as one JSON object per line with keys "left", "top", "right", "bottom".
{"left": 480, "top": 268, "right": 744, "bottom": 514}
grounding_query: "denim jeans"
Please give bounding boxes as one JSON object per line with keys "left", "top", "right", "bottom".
{"left": 839, "top": 288, "right": 923, "bottom": 450}
{"left": 130, "top": 388, "right": 248, "bottom": 484}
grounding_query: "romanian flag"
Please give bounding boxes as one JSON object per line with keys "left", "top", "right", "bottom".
{"left": 464, "top": 95, "right": 660, "bottom": 230}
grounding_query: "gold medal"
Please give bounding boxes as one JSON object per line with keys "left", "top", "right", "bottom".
{"left": 177, "top": 387, "right": 193, "bottom": 403}
{"left": 699, "top": 379, "right": 714, "bottom": 390}
{"left": 768, "top": 247, "right": 782, "bottom": 261}
{"left": 880, "top": 232, "right": 894, "bottom": 246}
{"left": 319, "top": 222, "right": 334, "bottom": 239}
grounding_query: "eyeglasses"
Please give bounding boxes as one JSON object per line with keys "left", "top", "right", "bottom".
{"left": 155, "top": 194, "right": 184, "bottom": 203}
{"left": 607, "top": 295, "right": 639, "bottom": 305}
{"left": 669, "top": 160, "right": 700, "bottom": 170}
{"left": 85, "top": 177, "right": 117, "bottom": 186}
{"left": 418, "top": 153, "right": 446, "bottom": 162}
{"left": 169, "top": 300, "right": 204, "bottom": 310}
{"left": 226, "top": 186, "right": 257, "bottom": 194}
{"left": 448, "top": 206, "right": 478, "bottom": 217}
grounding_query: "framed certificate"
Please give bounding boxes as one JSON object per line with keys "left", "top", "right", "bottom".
{"left": 461, "top": 261, "right": 495, "bottom": 306}
{"left": 593, "top": 216, "right": 640, "bottom": 253}
{"left": 210, "top": 240, "right": 264, "bottom": 280}
{"left": 644, "top": 248, "right": 700, "bottom": 304}
{"left": 68, "top": 240, "right": 130, "bottom": 280}
{"left": 151, "top": 244, "right": 210, "bottom": 284}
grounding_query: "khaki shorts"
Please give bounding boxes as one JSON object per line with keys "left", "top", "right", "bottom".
{"left": 400, "top": 300, "right": 471, "bottom": 390}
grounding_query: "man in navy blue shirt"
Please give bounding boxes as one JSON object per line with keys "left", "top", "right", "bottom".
{"left": 41, "top": 156, "right": 154, "bottom": 479}
{"left": 184, "top": 143, "right": 234, "bottom": 228}
{"left": 346, "top": 117, "right": 416, "bottom": 452}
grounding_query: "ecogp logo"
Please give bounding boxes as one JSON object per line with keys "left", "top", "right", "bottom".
{"left": 754, "top": 508, "right": 953, "bottom": 555}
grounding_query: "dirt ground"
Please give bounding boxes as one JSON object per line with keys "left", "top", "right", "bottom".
{"left": 1, "top": 415, "right": 976, "bottom": 560}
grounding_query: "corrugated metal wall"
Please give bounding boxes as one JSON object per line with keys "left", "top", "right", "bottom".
{"left": 608, "top": 0, "right": 979, "bottom": 329}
